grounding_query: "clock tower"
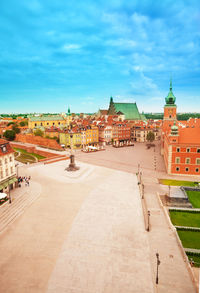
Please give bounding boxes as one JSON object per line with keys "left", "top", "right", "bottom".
{"left": 163, "top": 78, "right": 177, "bottom": 128}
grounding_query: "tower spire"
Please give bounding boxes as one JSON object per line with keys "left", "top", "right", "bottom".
{"left": 170, "top": 76, "right": 172, "bottom": 91}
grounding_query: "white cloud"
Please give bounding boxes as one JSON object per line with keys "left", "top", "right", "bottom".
{"left": 62, "top": 44, "right": 81, "bottom": 52}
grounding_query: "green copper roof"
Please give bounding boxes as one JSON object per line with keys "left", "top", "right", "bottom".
{"left": 30, "top": 116, "right": 65, "bottom": 122}
{"left": 114, "top": 103, "right": 141, "bottom": 120}
{"left": 108, "top": 98, "right": 145, "bottom": 120}
{"left": 165, "top": 78, "right": 176, "bottom": 105}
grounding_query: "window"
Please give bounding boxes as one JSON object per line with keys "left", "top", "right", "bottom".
{"left": 186, "top": 148, "right": 190, "bottom": 153}
{"left": 177, "top": 147, "right": 180, "bottom": 152}
{"left": 41, "top": 123, "right": 43, "bottom": 126}
{"left": 10, "top": 156, "right": 12, "bottom": 162}
{"left": 196, "top": 158, "right": 200, "bottom": 165}
{"left": 196, "top": 168, "right": 199, "bottom": 172}
{"left": 176, "top": 167, "right": 180, "bottom": 171}
{"left": 175, "top": 157, "right": 180, "bottom": 164}
{"left": 5, "top": 158, "right": 7, "bottom": 164}
{"left": 58, "top": 122, "right": 60, "bottom": 125}
{"left": 11, "top": 167, "right": 13, "bottom": 173}
{"left": 35, "top": 123, "right": 37, "bottom": 127}
{"left": 6, "top": 168, "right": 8, "bottom": 176}
{"left": 47, "top": 122, "right": 49, "bottom": 125}
{"left": 197, "top": 149, "right": 200, "bottom": 153}
{"left": 0, "top": 160, "right": 2, "bottom": 166}
{"left": 185, "top": 158, "right": 190, "bottom": 164}
{"left": 185, "top": 167, "right": 189, "bottom": 172}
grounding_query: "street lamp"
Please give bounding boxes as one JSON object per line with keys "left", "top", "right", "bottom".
{"left": 156, "top": 253, "right": 161, "bottom": 284}
{"left": 15, "top": 163, "right": 19, "bottom": 177}
{"left": 147, "top": 210, "right": 150, "bottom": 231}
{"left": 168, "top": 185, "right": 171, "bottom": 197}
{"left": 8, "top": 184, "right": 11, "bottom": 204}
{"left": 142, "top": 184, "right": 144, "bottom": 199}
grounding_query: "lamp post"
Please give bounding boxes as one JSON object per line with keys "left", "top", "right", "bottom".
{"left": 8, "top": 184, "right": 11, "bottom": 204}
{"left": 147, "top": 210, "right": 150, "bottom": 231}
{"left": 156, "top": 253, "right": 161, "bottom": 284}
{"left": 15, "top": 163, "right": 19, "bottom": 177}
{"left": 168, "top": 185, "right": 171, "bottom": 197}
{"left": 142, "top": 183, "right": 144, "bottom": 199}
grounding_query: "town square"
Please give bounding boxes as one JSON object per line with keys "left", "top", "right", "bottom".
{"left": 0, "top": 1, "right": 200, "bottom": 292}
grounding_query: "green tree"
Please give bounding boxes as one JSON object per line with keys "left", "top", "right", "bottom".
{"left": 12, "top": 125, "right": 20, "bottom": 134}
{"left": 19, "top": 121, "right": 26, "bottom": 126}
{"left": 34, "top": 129, "right": 44, "bottom": 137}
{"left": 146, "top": 131, "right": 155, "bottom": 143}
{"left": 3, "top": 130, "right": 16, "bottom": 141}
{"left": 7, "top": 121, "right": 15, "bottom": 126}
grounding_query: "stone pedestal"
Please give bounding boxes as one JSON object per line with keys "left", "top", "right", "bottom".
{"left": 66, "top": 155, "right": 79, "bottom": 171}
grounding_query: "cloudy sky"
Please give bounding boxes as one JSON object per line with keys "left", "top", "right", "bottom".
{"left": 0, "top": 0, "right": 200, "bottom": 113}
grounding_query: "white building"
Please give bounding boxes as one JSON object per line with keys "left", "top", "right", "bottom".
{"left": 0, "top": 139, "right": 17, "bottom": 193}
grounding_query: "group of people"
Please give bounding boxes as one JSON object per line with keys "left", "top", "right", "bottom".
{"left": 18, "top": 176, "right": 31, "bottom": 187}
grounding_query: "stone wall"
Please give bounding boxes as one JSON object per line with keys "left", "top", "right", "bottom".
{"left": 11, "top": 142, "right": 61, "bottom": 159}
{"left": 15, "top": 134, "right": 63, "bottom": 150}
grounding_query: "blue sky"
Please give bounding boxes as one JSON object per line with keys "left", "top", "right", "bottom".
{"left": 0, "top": 0, "right": 200, "bottom": 113}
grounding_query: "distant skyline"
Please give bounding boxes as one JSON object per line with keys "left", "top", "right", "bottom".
{"left": 0, "top": 0, "right": 200, "bottom": 114}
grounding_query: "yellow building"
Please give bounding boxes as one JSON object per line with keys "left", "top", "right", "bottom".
{"left": 81, "top": 125, "right": 99, "bottom": 146}
{"left": 28, "top": 116, "right": 66, "bottom": 130}
{"left": 59, "top": 131, "right": 82, "bottom": 149}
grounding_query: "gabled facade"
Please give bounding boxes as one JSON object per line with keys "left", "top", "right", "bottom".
{"left": 0, "top": 139, "right": 17, "bottom": 193}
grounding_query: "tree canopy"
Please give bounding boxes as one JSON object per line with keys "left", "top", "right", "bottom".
{"left": 3, "top": 130, "right": 16, "bottom": 141}
{"left": 146, "top": 131, "right": 155, "bottom": 143}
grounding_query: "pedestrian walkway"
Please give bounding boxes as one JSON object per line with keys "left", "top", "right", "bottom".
{"left": 0, "top": 181, "right": 41, "bottom": 234}
{"left": 46, "top": 170, "right": 154, "bottom": 293}
{"left": 0, "top": 161, "right": 154, "bottom": 293}
{"left": 142, "top": 177, "right": 196, "bottom": 293}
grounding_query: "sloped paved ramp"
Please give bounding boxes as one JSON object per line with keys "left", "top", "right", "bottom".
{"left": 46, "top": 170, "right": 154, "bottom": 293}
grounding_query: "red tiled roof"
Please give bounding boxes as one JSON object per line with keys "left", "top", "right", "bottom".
{"left": 0, "top": 140, "right": 14, "bottom": 156}
{"left": 178, "top": 127, "right": 200, "bottom": 144}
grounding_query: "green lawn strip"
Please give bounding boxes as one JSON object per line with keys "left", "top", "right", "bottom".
{"left": 177, "top": 230, "right": 200, "bottom": 249}
{"left": 13, "top": 147, "right": 45, "bottom": 160}
{"left": 28, "top": 152, "right": 45, "bottom": 160}
{"left": 186, "top": 190, "right": 200, "bottom": 208}
{"left": 170, "top": 211, "right": 200, "bottom": 228}
{"left": 186, "top": 253, "right": 200, "bottom": 267}
{"left": 159, "top": 179, "right": 198, "bottom": 187}
{"left": 15, "top": 153, "right": 36, "bottom": 164}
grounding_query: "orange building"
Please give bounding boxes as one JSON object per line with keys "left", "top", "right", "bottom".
{"left": 161, "top": 81, "right": 200, "bottom": 175}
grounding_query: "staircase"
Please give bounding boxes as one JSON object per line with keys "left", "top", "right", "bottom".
{"left": 0, "top": 181, "right": 41, "bottom": 233}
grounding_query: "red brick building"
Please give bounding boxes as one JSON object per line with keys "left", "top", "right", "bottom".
{"left": 161, "top": 81, "right": 200, "bottom": 175}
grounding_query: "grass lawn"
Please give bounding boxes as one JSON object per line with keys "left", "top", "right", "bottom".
{"left": 177, "top": 230, "right": 200, "bottom": 249}
{"left": 13, "top": 147, "right": 45, "bottom": 160}
{"left": 186, "top": 190, "right": 200, "bottom": 208}
{"left": 186, "top": 254, "right": 200, "bottom": 267}
{"left": 159, "top": 179, "right": 199, "bottom": 187}
{"left": 170, "top": 211, "right": 200, "bottom": 228}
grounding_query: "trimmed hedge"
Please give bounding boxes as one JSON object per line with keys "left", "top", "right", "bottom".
{"left": 169, "top": 208, "right": 200, "bottom": 214}
{"left": 176, "top": 226, "right": 200, "bottom": 232}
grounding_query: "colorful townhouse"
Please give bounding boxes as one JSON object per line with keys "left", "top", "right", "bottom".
{"left": 59, "top": 128, "right": 82, "bottom": 149}
{"left": 112, "top": 122, "right": 131, "bottom": 146}
{"left": 98, "top": 123, "right": 113, "bottom": 145}
{"left": 0, "top": 139, "right": 17, "bottom": 193}
{"left": 81, "top": 125, "right": 99, "bottom": 148}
